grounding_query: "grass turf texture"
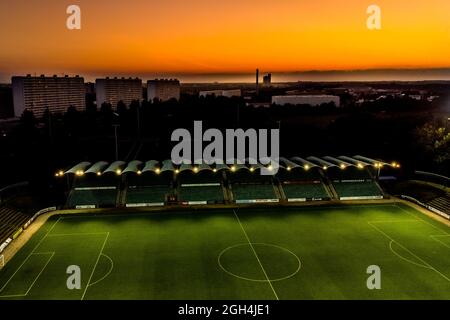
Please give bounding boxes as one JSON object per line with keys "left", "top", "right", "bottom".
{"left": 1, "top": 203, "right": 450, "bottom": 300}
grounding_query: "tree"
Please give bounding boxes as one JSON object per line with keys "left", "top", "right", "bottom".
{"left": 415, "top": 120, "right": 450, "bottom": 165}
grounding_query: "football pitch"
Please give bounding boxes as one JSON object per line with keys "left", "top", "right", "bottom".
{"left": 1, "top": 203, "right": 450, "bottom": 300}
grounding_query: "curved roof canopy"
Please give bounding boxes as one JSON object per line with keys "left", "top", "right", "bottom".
{"left": 353, "top": 155, "right": 389, "bottom": 167}
{"left": 337, "top": 156, "right": 370, "bottom": 168}
{"left": 322, "top": 156, "right": 353, "bottom": 169}
{"left": 123, "top": 160, "right": 143, "bottom": 174}
{"left": 291, "top": 157, "right": 318, "bottom": 169}
{"left": 161, "top": 160, "right": 175, "bottom": 172}
{"left": 85, "top": 161, "right": 109, "bottom": 175}
{"left": 306, "top": 156, "right": 336, "bottom": 169}
{"left": 104, "top": 161, "right": 126, "bottom": 174}
{"left": 142, "top": 160, "right": 160, "bottom": 173}
{"left": 65, "top": 162, "right": 91, "bottom": 175}
{"left": 59, "top": 155, "right": 395, "bottom": 177}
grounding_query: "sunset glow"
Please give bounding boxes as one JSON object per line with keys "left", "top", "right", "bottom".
{"left": 1, "top": 0, "right": 449, "bottom": 80}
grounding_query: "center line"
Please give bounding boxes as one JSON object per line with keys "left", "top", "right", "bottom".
{"left": 232, "top": 210, "right": 279, "bottom": 300}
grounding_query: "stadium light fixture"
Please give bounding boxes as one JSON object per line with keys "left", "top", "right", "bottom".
{"left": 97, "top": 172, "right": 102, "bottom": 176}
{"left": 286, "top": 166, "right": 291, "bottom": 171}
{"left": 267, "top": 165, "right": 273, "bottom": 171}
{"left": 116, "top": 169, "right": 122, "bottom": 175}
{"left": 323, "top": 166, "right": 327, "bottom": 170}
{"left": 75, "top": 170, "right": 84, "bottom": 177}
{"left": 391, "top": 161, "right": 399, "bottom": 168}
{"left": 193, "top": 167, "right": 199, "bottom": 173}
{"left": 175, "top": 169, "right": 180, "bottom": 174}
{"left": 231, "top": 166, "right": 236, "bottom": 172}
{"left": 340, "top": 164, "right": 346, "bottom": 170}
{"left": 357, "top": 163, "right": 364, "bottom": 169}
{"left": 250, "top": 167, "right": 255, "bottom": 172}
{"left": 137, "top": 170, "right": 142, "bottom": 175}
{"left": 304, "top": 165, "right": 310, "bottom": 170}
{"left": 213, "top": 168, "right": 217, "bottom": 173}
{"left": 155, "top": 168, "right": 161, "bottom": 174}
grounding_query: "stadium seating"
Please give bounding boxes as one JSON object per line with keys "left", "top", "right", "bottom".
{"left": 0, "top": 206, "right": 30, "bottom": 243}
{"left": 426, "top": 195, "right": 450, "bottom": 214}
{"left": 126, "top": 172, "right": 172, "bottom": 206}
{"left": 177, "top": 170, "right": 225, "bottom": 204}
{"left": 179, "top": 185, "right": 224, "bottom": 203}
{"left": 62, "top": 156, "right": 394, "bottom": 207}
{"left": 333, "top": 181, "right": 383, "bottom": 199}
{"left": 282, "top": 183, "right": 329, "bottom": 200}
{"left": 276, "top": 166, "right": 331, "bottom": 201}
{"left": 231, "top": 184, "right": 278, "bottom": 202}
{"left": 67, "top": 188, "right": 118, "bottom": 208}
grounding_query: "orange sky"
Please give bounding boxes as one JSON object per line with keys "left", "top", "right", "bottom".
{"left": 0, "top": 0, "right": 449, "bottom": 78}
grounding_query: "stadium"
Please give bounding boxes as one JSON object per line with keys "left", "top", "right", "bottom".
{"left": 1, "top": 155, "right": 449, "bottom": 300}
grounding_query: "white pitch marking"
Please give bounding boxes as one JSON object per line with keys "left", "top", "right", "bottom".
{"left": 232, "top": 210, "right": 279, "bottom": 300}
{"left": 81, "top": 232, "right": 110, "bottom": 300}
{"left": 368, "top": 221, "right": 450, "bottom": 283}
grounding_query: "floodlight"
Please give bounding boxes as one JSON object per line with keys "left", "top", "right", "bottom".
{"left": 193, "top": 167, "right": 199, "bottom": 173}
{"left": 323, "top": 166, "right": 327, "bottom": 170}
{"left": 155, "top": 168, "right": 161, "bottom": 174}
{"left": 340, "top": 164, "right": 346, "bottom": 169}
{"left": 304, "top": 165, "right": 310, "bottom": 170}
{"left": 213, "top": 168, "right": 217, "bottom": 173}
{"left": 250, "top": 167, "right": 255, "bottom": 172}
{"left": 97, "top": 172, "right": 102, "bottom": 176}
{"left": 286, "top": 166, "right": 291, "bottom": 171}
{"left": 116, "top": 169, "right": 122, "bottom": 175}
{"left": 137, "top": 170, "right": 142, "bottom": 175}
{"left": 231, "top": 166, "right": 236, "bottom": 172}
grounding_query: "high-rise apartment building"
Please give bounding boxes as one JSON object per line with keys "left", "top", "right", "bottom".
{"left": 12, "top": 75, "right": 85, "bottom": 118}
{"left": 147, "top": 79, "right": 180, "bottom": 102}
{"left": 96, "top": 77, "right": 143, "bottom": 107}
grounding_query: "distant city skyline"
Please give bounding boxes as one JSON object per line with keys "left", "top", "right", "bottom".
{"left": 2, "top": 68, "right": 450, "bottom": 84}
{"left": 1, "top": 0, "right": 449, "bottom": 83}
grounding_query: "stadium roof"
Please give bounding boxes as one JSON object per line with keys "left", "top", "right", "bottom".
{"left": 123, "top": 160, "right": 143, "bottom": 174}
{"left": 85, "top": 161, "right": 109, "bottom": 175}
{"left": 59, "top": 156, "right": 399, "bottom": 176}
{"left": 142, "top": 160, "right": 159, "bottom": 173}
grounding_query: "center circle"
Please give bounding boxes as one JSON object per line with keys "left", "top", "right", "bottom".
{"left": 218, "top": 243, "right": 301, "bottom": 282}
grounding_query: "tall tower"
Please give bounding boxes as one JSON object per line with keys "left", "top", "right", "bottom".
{"left": 256, "top": 68, "right": 259, "bottom": 95}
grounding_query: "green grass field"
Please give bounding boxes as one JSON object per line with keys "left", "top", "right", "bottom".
{"left": 1, "top": 203, "right": 450, "bottom": 300}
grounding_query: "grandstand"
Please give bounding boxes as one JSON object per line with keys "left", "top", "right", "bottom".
{"left": 277, "top": 157, "right": 330, "bottom": 201}
{"left": 320, "top": 156, "right": 384, "bottom": 200}
{"left": 59, "top": 155, "right": 397, "bottom": 207}
{"left": 125, "top": 160, "right": 173, "bottom": 207}
{"left": 0, "top": 206, "right": 30, "bottom": 244}
{"left": 227, "top": 162, "right": 279, "bottom": 203}
{"left": 66, "top": 161, "right": 121, "bottom": 208}
{"left": 177, "top": 163, "right": 225, "bottom": 204}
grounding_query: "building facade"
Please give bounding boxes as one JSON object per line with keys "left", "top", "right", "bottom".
{"left": 147, "top": 79, "right": 180, "bottom": 102}
{"left": 12, "top": 75, "right": 85, "bottom": 118}
{"left": 199, "top": 89, "right": 241, "bottom": 98}
{"left": 272, "top": 95, "right": 340, "bottom": 107}
{"left": 96, "top": 77, "right": 143, "bottom": 107}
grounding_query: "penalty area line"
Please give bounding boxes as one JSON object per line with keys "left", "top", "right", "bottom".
{"left": 81, "top": 232, "right": 110, "bottom": 300}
